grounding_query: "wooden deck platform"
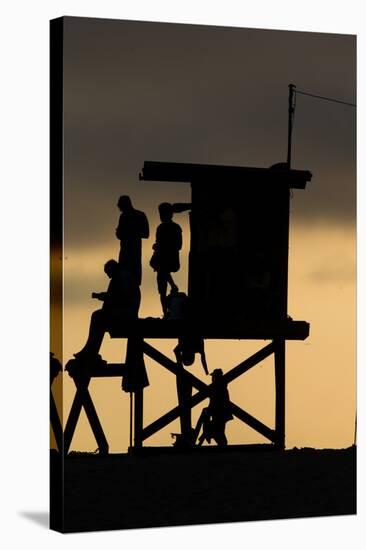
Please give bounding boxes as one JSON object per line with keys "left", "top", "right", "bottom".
{"left": 108, "top": 318, "right": 310, "bottom": 340}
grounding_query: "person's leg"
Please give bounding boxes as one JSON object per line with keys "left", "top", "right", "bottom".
{"left": 166, "top": 273, "right": 178, "bottom": 292}
{"left": 213, "top": 421, "right": 228, "bottom": 446}
{"left": 76, "top": 309, "right": 106, "bottom": 356}
{"left": 134, "top": 243, "right": 142, "bottom": 287}
{"left": 197, "top": 408, "right": 211, "bottom": 445}
{"left": 174, "top": 344, "right": 183, "bottom": 366}
{"left": 127, "top": 245, "right": 142, "bottom": 287}
{"left": 157, "top": 271, "right": 168, "bottom": 315}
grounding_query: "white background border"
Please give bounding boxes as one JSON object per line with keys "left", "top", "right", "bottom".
{"left": 0, "top": 1, "right": 364, "bottom": 548}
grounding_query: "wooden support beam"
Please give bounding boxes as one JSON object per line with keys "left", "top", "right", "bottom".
{"left": 142, "top": 403, "right": 182, "bottom": 440}
{"left": 142, "top": 341, "right": 276, "bottom": 441}
{"left": 64, "top": 376, "right": 109, "bottom": 454}
{"left": 274, "top": 338, "right": 286, "bottom": 449}
{"left": 142, "top": 341, "right": 206, "bottom": 391}
{"left": 229, "top": 402, "right": 276, "bottom": 442}
{"left": 81, "top": 390, "right": 109, "bottom": 454}
{"left": 64, "top": 382, "right": 88, "bottom": 454}
{"left": 223, "top": 342, "right": 275, "bottom": 384}
{"left": 143, "top": 341, "right": 274, "bottom": 392}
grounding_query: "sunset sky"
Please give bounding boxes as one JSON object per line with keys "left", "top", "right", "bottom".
{"left": 51, "top": 16, "right": 356, "bottom": 452}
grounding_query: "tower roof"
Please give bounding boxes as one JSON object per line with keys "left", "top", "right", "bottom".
{"left": 140, "top": 161, "right": 312, "bottom": 189}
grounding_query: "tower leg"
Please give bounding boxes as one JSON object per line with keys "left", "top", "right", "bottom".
{"left": 274, "top": 338, "right": 286, "bottom": 450}
{"left": 82, "top": 390, "right": 109, "bottom": 454}
{"left": 134, "top": 387, "right": 144, "bottom": 448}
{"left": 176, "top": 366, "right": 192, "bottom": 440}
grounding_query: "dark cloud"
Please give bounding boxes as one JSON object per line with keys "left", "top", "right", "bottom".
{"left": 63, "top": 17, "right": 356, "bottom": 249}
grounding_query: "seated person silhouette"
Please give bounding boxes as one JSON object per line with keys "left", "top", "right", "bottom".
{"left": 75, "top": 259, "right": 140, "bottom": 360}
{"left": 150, "top": 202, "right": 182, "bottom": 317}
{"left": 198, "top": 369, "right": 233, "bottom": 446}
{"left": 116, "top": 195, "right": 149, "bottom": 286}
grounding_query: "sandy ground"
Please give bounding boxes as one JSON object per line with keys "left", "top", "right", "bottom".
{"left": 50, "top": 446, "right": 356, "bottom": 533}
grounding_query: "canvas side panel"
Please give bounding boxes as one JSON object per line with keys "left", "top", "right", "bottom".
{"left": 50, "top": 16, "right": 65, "bottom": 533}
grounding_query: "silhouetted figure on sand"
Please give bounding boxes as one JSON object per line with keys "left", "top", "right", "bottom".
{"left": 198, "top": 369, "right": 233, "bottom": 446}
{"left": 150, "top": 202, "right": 182, "bottom": 316}
{"left": 116, "top": 195, "right": 149, "bottom": 286}
{"left": 75, "top": 260, "right": 140, "bottom": 359}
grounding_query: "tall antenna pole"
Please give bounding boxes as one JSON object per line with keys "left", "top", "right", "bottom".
{"left": 287, "top": 83, "right": 296, "bottom": 169}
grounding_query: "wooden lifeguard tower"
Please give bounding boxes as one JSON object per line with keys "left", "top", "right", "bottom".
{"left": 64, "top": 160, "right": 311, "bottom": 455}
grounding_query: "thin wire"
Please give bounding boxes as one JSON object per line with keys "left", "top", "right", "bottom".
{"left": 295, "top": 89, "right": 356, "bottom": 107}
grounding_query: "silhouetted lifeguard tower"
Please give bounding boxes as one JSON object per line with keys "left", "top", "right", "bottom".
{"left": 64, "top": 160, "right": 311, "bottom": 455}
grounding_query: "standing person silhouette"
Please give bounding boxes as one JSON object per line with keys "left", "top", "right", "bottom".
{"left": 150, "top": 202, "right": 182, "bottom": 317}
{"left": 116, "top": 195, "right": 149, "bottom": 286}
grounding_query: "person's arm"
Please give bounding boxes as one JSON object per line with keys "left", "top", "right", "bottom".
{"left": 115, "top": 215, "right": 123, "bottom": 240}
{"left": 200, "top": 349, "right": 209, "bottom": 376}
{"left": 153, "top": 224, "right": 161, "bottom": 251}
{"left": 172, "top": 202, "right": 192, "bottom": 213}
{"left": 176, "top": 225, "right": 183, "bottom": 250}
{"left": 140, "top": 212, "right": 150, "bottom": 239}
{"left": 92, "top": 292, "right": 107, "bottom": 301}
